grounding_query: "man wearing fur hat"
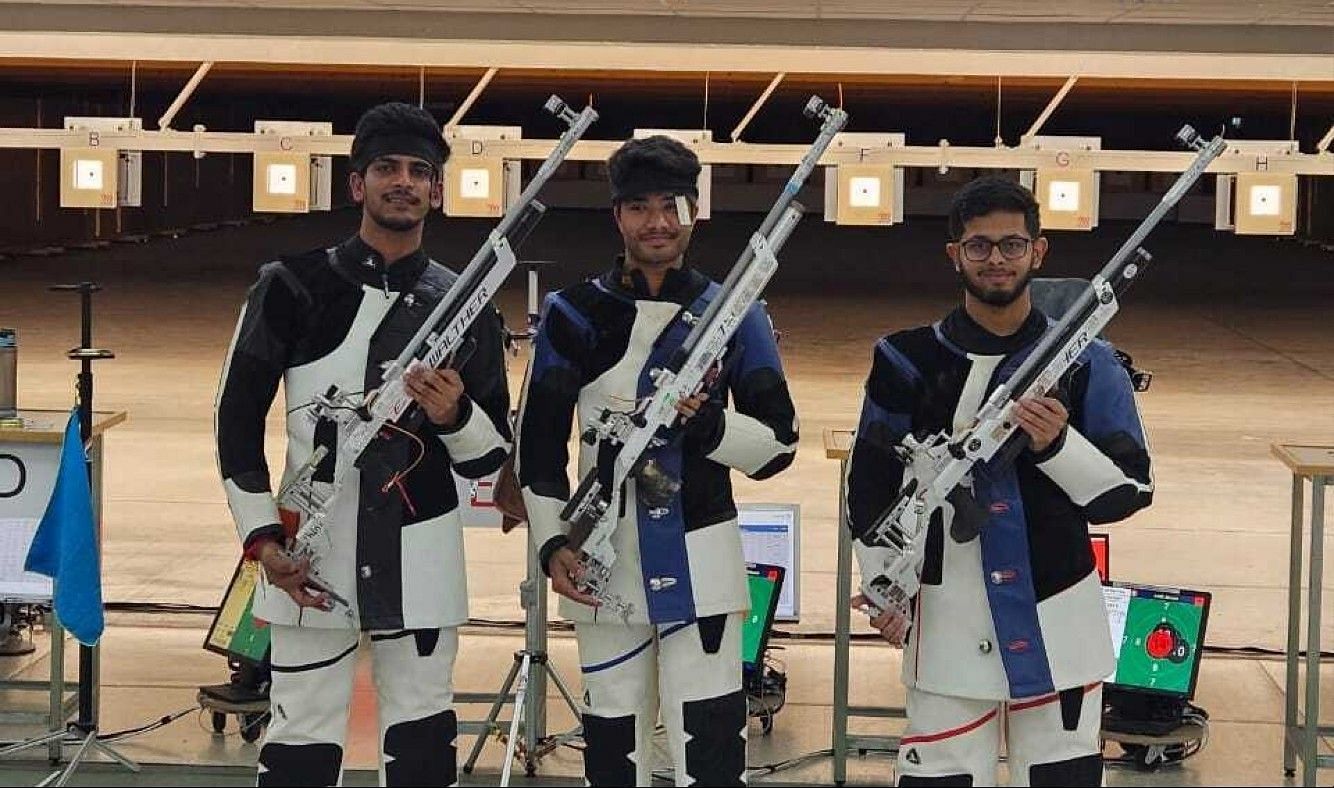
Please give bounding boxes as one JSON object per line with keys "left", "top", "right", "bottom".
{"left": 514, "top": 136, "right": 799, "bottom": 786}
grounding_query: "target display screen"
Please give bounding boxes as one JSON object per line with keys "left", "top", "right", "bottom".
{"left": 1102, "top": 582, "right": 1210, "bottom": 698}
{"left": 742, "top": 563, "right": 785, "bottom": 673}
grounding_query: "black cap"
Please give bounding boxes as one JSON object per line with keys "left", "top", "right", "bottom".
{"left": 608, "top": 135, "right": 700, "bottom": 203}
{"left": 349, "top": 102, "right": 449, "bottom": 173}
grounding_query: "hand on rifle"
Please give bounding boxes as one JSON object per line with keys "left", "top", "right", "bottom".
{"left": 256, "top": 540, "right": 331, "bottom": 610}
{"left": 404, "top": 364, "right": 466, "bottom": 428}
{"left": 546, "top": 546, "right": 603, "bottom": 607}
{"left": 851, "top": 593, "right": 910, "bottom": 647}
{"left": 675, "top": 392, "right": 709, "bottom": 421}
{"left": 1012, "top": 396, "right": 1069, "bottom": 453}
{"left": 676, "top": 392, "right": 727, "bottom": 446}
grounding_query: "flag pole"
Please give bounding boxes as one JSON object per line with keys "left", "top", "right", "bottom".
{"left": 48, "top": 283, "right": 135, "bottom": 781}
{"left": 0, "top": 283, "right": 137, "bottom": 781}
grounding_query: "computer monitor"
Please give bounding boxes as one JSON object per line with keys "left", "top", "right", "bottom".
{"left": 738, "top": 503, "right": 800, "bottom": 620}
{"left": 203, "top": 558, "right": 271, "bottom": 666}
{"left": 742, "top": 562, "right": 785, "bottom": 674}
{"left": 1102, "top": 581, "right": 1211, "bottom": 699}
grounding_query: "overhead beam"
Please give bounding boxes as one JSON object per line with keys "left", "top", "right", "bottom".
{"left": 730, "top": 72, "right": 784, "bottom": 143}
{"left": 2, "top": 32, "right": 1332, "bottom": 81}
{"left": 445, "top": 66, "right": 498, "bottom": 129}
{"left": 157, "top": 61, "right": 212, "bottom": 130}
{"left": 5, "top": 5, "right": 1330, "bottom": 59}
{"left": 1022, "top": 75, "right": 1080, "bottom": 140}
{"left": 2, "top": 126, "right": 1331, "bottom": 175}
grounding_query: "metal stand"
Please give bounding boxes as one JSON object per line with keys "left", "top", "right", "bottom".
{"left": 0, "top": 283, "right": 139, "bottom": 784}
{"left": 0, "top": 727, "right": 140, "bottom": 787}
{"left": 826, "top": 428, "right": 904, "bottom": 785}
{"left": 463, "top": 258, "right": 581, "bottom": 783}
{"left": 462, "top": 542, "right": 583, "bottom": 781}
{"left": 1273, "top": 444, "right": 1334, "bottom": 787}
{"left": 504, "top": 260, "right": 557, "bottom": 347}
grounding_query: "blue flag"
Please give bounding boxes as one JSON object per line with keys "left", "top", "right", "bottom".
{"left": 25, "top": 408, "right": 104, "bottom": 646}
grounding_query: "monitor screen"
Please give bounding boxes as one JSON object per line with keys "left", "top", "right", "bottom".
{"left": 738, "top": 503, "right": 800, "bottom": 620}
{"left": 203, "top": 558, "right": 271, "bottom": 666}
{"left": 742, "top": 563, "right": 785, "bottom": 671}
{"left": 1102, "top": 582, "right": 1211, "bottom": 699}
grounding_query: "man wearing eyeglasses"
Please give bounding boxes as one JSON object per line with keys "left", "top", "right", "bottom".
{"left": 845, "top": 177, "right": 1153, "bottom": 786}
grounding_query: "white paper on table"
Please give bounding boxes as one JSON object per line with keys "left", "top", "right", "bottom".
{"left": 1101, "top": 584, "right": 1132, "bottom": 683}
{"left": 0, "top": 518, "right": 53, "bottom": 601}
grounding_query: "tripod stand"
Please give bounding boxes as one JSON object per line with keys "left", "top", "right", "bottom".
{"left": 463, "top": 525, "right": 584, "bottom": 782}
{"left": 0, "top": 283, "right": 139, "bottom": 786}
{"left": 463, "top": 259, "right": 583, "bottom": 783}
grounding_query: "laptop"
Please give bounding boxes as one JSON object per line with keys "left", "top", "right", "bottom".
{"left": 1102, "top": 581, "right": 1211, "bottom": 699}
{"left": 742, "top": 562, "right": 785, "bottom": 677}
{"left": 1101, "top": 581, "right": 1212, "bottom": 735}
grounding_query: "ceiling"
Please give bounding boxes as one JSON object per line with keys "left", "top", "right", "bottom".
{"left": 2, "top": 0, "right": 1332, "bottom": 25}
{"left": 0, "top": 1, "right": 1327, "bottom": 140}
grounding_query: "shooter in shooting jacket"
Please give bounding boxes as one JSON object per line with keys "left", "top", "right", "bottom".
{"left": 846, "top": 177, "right": 1153, "bottom": 786}
{"left": 215, "top": 102, "right": 511, "bottom": 786}
{"left": 515, "top": 136, "right": 798, "bottom": 785}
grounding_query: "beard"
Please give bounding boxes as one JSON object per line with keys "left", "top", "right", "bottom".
{"left": 363, "top": 193, "right": 427, "bottom": 233}
{"left": 368, "top": 210, "right": 423, "bottom": 232}
{"left": 959, "top": 264, "right": 1036, "bottom": 307}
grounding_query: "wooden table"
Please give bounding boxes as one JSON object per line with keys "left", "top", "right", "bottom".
{"left": 1273, "top": 444, "right": 1334, "bottom": 786}
{"left": 0, "top": 409, "right": 126, "bottom": 444}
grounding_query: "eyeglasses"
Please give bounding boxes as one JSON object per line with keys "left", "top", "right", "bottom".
{"left": 957, "top": 235, "right": 1033, "bottom": 263}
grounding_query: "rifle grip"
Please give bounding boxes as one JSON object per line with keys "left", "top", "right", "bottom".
{"left": 947, "top": 485, "right": 988, "bottom": 543}
{"left": 561, "top": 470, "right": 603, "bottom": 549}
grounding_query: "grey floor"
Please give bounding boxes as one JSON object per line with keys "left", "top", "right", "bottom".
{"left": 0, "top": 616, "right": 1327, "bottom": 786}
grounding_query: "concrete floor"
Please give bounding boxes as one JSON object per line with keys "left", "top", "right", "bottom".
{"left": 0, "top": 617, "right": 1326, "bottom": 786}
{"left": 0, "top": 209, "right": 1332, "bottom": 784}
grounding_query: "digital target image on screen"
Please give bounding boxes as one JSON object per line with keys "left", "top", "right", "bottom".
{"left": 1102, "top": 582, "right": 1211, "bottom": 698}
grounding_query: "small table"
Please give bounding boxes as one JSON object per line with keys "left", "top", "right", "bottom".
{"left": 0, "top": 409, "right": 125, "bottom": 760}
{"left": 825, "top": 428, "right": 904, "bottom": 785}
{"left": 1273, "top": 443, "right": 1334, "bottom": 786}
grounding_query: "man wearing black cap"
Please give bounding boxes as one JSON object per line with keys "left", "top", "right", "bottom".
{"left": 514, "top": 136, "right": 799, "bottom": 785}
{"left": 215, "top": 102, "right": 511, "bottom": 786}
